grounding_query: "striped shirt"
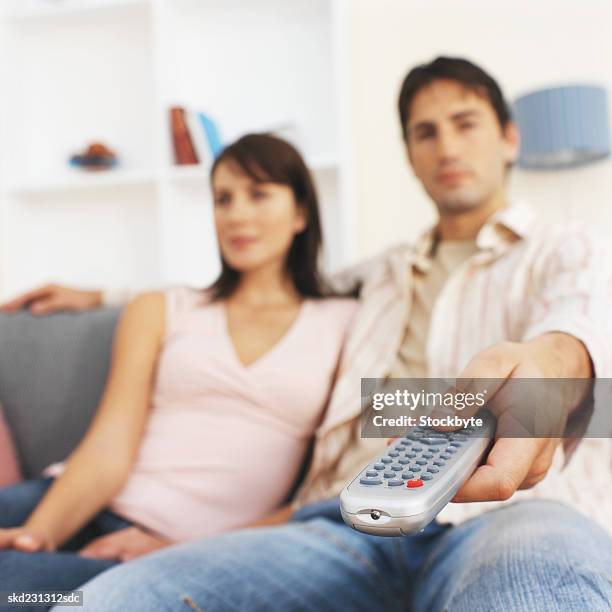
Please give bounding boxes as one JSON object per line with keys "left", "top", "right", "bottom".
{"left": 292, "top": 202, "right": 612, "bottom": 533}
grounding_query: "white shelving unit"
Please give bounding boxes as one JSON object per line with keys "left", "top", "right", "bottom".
{"left": 5, "top": 169, "right": 157, "bottom": 197}
{"left": 0, "top": 0, "right": 355, "bottom": 298}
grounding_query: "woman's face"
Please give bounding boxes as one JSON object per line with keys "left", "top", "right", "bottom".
{"left": 212, "top": 160, "right": 307, "bottom": 274}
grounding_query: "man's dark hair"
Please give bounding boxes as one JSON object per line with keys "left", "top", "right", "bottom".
{"left": 398, "top": 56, "right": 512, "bottom": 140}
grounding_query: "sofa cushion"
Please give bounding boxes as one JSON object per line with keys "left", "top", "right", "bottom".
{"left": 0, "top": 402, "right": 21, "bottom": 486}
{"left": 0, "top": 308, "right": 121, "bottom": 478}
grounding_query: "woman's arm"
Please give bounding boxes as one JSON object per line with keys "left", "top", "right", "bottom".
{"left": 2, "top": 292, "right": 166, "bottom": 551}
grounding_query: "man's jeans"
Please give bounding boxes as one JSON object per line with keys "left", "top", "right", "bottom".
{"left": 0, "top": 478, "right": 131, "bottom": 612}
{"left": 74, "top": 497, "right": 612, "bottom": 612}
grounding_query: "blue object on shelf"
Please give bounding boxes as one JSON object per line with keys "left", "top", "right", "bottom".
{"left": 198, "top": 113, "right": 223, "bottom": 159}
{"left": 69, "top": 157, "right": 118, "bottom": 170}
{"left": 513, "top": 85, "right": 610, "bottom": 170}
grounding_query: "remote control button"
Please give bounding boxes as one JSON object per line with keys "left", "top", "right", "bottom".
{"left": 407, "top": 479, "right": 424, "bottom": 488}
{"left": 366, "top": 470, "right": 379, "bottom": 477}
{"left": 381, "top": 457, "right": 393, "bottom": 464}
{"left": 440, "top": 453, "right": 452, "bottom": 460}
{"left": 421, "top": 473, "right": 434, "bottom": 481}
{"left": 388, "top": 450, "right": 399, "bottom": 457}
{"left": 406, "top": 452, "right": 417, "bottom": 459}
{"left": 388, "top": 479, "right": 404, "bottom": 487}
{"left": 360, "top": 477, "right": 382, "bottom": 485}
{"left": 383, "top": 471, "right": 395, "bottom": 478}
{"left": 427, "top": 466, "right": 439, "bottom": 473}
{"left": 415, "top": 458, "right": 427, "bottom": 465}
{"left": 391, "top": 464, "right": 403, "bottom": 471}
{"left": 399, "top": 439, "right": 411, "bottom": 446}
{"left": 409, "top": 465, "right": 422, "bottom": 472}
{"left": 449, "top": 442, "right": 462, "bottom": 448}
{"left": 445, "top": 447, "right": 458, "bottom": 454}
{"left": 433, "top": 459, "right": 446, "bottom": 466}
{"left": 398, "top": 457, "right": 411, "bottom": 465}
{"left": 412, "top": 446, "right": 423, "bottom": 452}
{"left": 452, "top": 434, "right": 468, "bottom": 441}
{"left": 373, "top": 463, "right": 385, "bottom": 470}
{"left": 401, "top": 471, "right": 414, "bottom": 480}
{"left": 422, "top": 452, "right": 434, "bottom": 459}
{"left": 421, "top": 437, "right": 447, "bottom": 445}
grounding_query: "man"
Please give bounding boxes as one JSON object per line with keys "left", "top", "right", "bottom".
{"left": 6, "top": 57, "right": 612, "bottom": 610}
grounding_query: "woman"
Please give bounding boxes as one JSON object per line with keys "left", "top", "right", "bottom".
{"left": 0, "top": 134, "right": 357, "bottom": 600}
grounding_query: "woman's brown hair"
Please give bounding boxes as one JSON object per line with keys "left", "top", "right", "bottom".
{"left": 207, "top": 133, "right": 329, "bottom": 300}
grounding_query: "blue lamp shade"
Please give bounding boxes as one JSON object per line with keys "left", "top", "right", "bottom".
{"left": 513, "top": 85, "right": 610, "bottom": 170}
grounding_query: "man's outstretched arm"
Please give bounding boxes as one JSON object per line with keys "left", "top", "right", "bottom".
{"left": 0, "top": 283, "right": 134, "bottom": 314}
{"left": 455, "top": 228, "right": 612, "bottom": 502}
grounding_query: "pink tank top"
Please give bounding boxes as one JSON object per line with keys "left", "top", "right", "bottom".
{"left": 48, "top": 287, "right": 357, "bottom": 541}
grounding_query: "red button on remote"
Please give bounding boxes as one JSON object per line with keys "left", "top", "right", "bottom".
{"left": 407, "top": 479, "right": 424, "bottom": 488}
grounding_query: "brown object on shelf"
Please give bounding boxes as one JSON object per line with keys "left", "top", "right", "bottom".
{"left": 87, "top": 142, "right": 115, "bottom": 157}
{"left": 170, "top": 107, "right": 199, "bottom": 165}
{"left": 70, "top": 141, "right": 118, "bottom": 171}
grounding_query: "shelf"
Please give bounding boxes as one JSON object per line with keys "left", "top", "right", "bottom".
{"left": 5, "top": 169, "right": 157, "bottom": 197}
{"left": 5, "top": 0, "right": 150, "bottom": 22}
{"left": 3, "top": 155, "right": 339, "bottom": 196}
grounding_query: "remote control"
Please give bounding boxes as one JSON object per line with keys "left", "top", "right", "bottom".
{"left": 340, "top": 411, "right": 496, "bottom": 536}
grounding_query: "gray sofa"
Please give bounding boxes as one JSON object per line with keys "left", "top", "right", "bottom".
{"left": 0, "top": 308, "right": 122, "bottom": 478}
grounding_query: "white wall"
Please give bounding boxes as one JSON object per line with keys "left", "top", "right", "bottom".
{"left": 1, "top": 0, "right": 612, "bottom": 297}
{"left": 348, "top": 0, "right": 612, "bottom": 259}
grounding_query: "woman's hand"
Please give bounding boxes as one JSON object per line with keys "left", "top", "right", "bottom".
{"left": 0, "top": 526, "right": 55, "bottom": 552}
{"left": 79, "top": 526, "right": 173, "bottom": 562}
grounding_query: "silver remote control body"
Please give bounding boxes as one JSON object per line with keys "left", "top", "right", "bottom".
{"left": 340, "top": 411, "right": 496, "bottom": 536}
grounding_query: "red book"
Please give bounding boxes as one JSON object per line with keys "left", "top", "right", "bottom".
{"left": 170, "top": 107, "right": 199, "bottom": 165}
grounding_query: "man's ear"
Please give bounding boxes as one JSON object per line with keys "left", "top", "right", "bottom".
{"left": 502, "top": 121, "right": 520, "bottom": 164}
{"left": 404, "top": 140, "right": 416, "bottom": 173}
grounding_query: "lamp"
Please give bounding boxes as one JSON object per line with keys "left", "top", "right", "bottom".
{"left": 513, "top": 85, "right": 610, "bottom": 170}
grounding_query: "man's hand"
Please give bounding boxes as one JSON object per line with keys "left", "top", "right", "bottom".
{"left": 79, "top": 526, "right": 172, "bottom": 562}
{"left": 452, "top": 437, "right": 559, "bottom": 502}
{"left": 0, "top": 284, "right": 103, "bottom": 315}
{"left": 449, "top": 334, "right": 592, "bottom": 503}
{"left": 0, "top": 526, "right": 55, "bottom": 552}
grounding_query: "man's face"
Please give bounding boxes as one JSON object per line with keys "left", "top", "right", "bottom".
{"left": 405, "top": 79, "right": 519, "bottom": 214}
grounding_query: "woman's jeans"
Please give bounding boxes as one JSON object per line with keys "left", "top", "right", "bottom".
{"left": 0, "top": 477, "right": 132, "bottom": 612}
{"left": 73, "top": 497, "right": 612, "bottom": 612}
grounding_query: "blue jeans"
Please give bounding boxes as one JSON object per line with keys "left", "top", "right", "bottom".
{"left": 0, "top": 477, "right": 132, "bottom": 612}
{"left": 73, "top": 497, "right": 612, "bottom": 612}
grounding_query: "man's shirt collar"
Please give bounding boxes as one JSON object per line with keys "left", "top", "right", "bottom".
{"left": 412, "top": 201, "right": 536, "bottom": 273}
